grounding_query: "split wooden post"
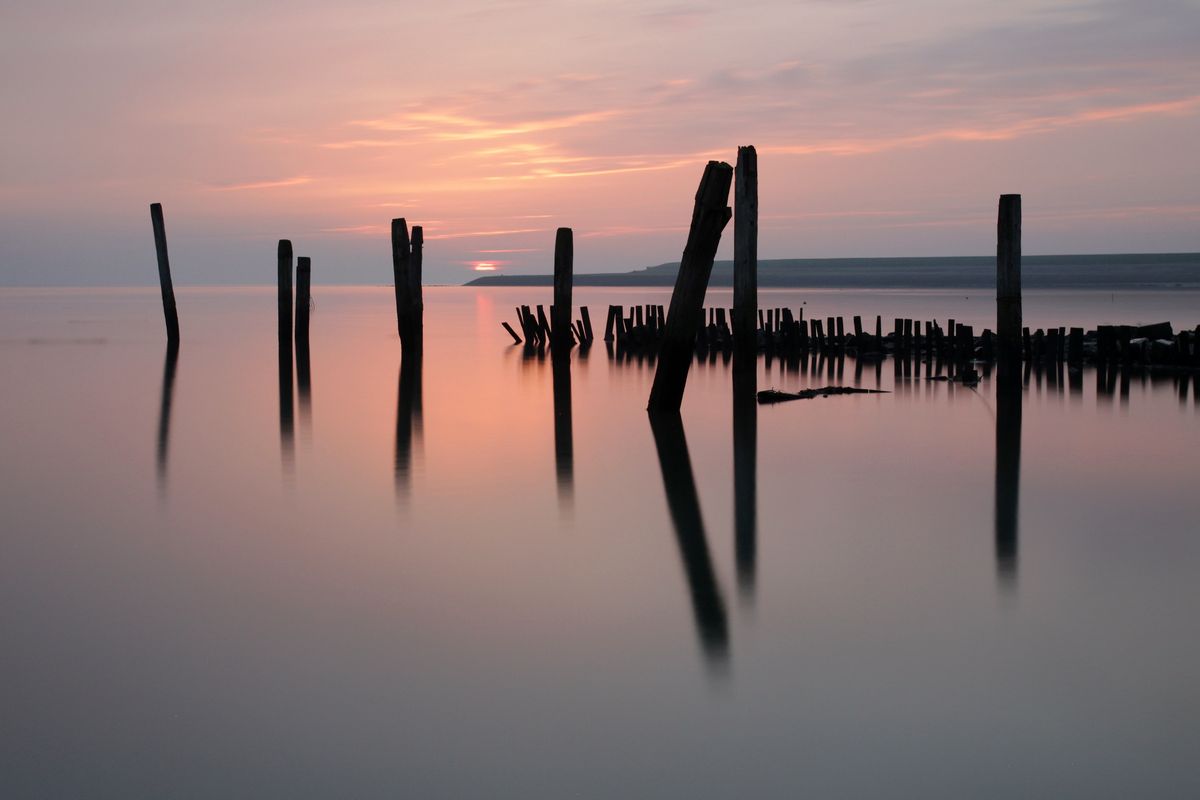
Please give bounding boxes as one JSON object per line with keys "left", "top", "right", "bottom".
{"left": 149, "top": 203, "right": 181, "bottom": 344}
{"left": 295, "top": 256, "right": 311, "bottom": 344}
{"left": 733, "top": 146, "right": 758, "bottom": 355}
{"left": 647, "top": 161, "right": 733, "bottom": 413}
{"left": 552, "top": 227, "right": 574, "bottom": 354}
{"left": 997, "top": 194, "right": 1022, "bottom": 363}
{"left": 392, "top": 219, "right": 423, "bottom": 352}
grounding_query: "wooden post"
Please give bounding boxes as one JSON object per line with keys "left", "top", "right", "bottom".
{"left": 409, "top": 225, "right": 424, "bottom": 350}
{"left": 733, "top": 146, "right": 758, "bottom": 355}
{"left": 149, "top": 203, "right": 180, "bottom": 344}
{"left": 295, "top": 256, "right": 311, "bottom": 344}
{"left": 278, "top": 240, "right": 293, "bottom": 345}
{"left": 580, "top": 306, "right": 594, "bottom": 343}
{"left": 647, "top": 161, "right": 733, "bottom": 413}
{"left": 391, "top": 219, "right": 410, "bottom": 340}
{"left": 997, "top": 194, "right": 1022, "bottom": 363}
{"left": 552, "top": 227, "right": 573, "bottom": 354}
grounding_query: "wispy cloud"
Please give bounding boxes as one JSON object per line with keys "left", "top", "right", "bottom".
{"left": 208, "top": 176, "right": 313, "bottom": 191}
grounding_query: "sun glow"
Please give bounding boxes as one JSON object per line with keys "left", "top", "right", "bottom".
{"left": 472, "top": 262, "right": 498, "bottom": 271}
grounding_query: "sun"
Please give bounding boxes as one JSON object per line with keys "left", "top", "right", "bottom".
{"left": 472, "top": 261, "right": 498, "bottom": 271}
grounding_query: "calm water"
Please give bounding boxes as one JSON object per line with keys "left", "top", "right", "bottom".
{"left": 2, "top": 286, "right": 1199, "bottom": 799}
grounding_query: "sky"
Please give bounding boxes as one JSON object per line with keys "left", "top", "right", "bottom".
{"left": 2, "top": 0, "right": 1198, "bottom": 285}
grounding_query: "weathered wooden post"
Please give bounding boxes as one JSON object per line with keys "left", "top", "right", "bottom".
{"left": 997, "top": 194, "right": 1022, "bottom": 364}
{"left": 552, "top": 227, "right": 573, "bottom": 355}
{"left": 733, "top": 146, "right": 758, "bottom": 356}
{"left": 277, "top": 240, "right": 294, "bottom": 466}
{"left": 149, "top": 203, "right": 180, "bottom": 344}
{"left": 409, "top": 225, "right": 424, "bottom": 350}
{"left": 295, "top": 256, "right": 311, "bottom": 344}
{"left": 391, "top": 218, "right": 413, "bottom": 347}
{"left": 647, "top": 161, "right": 734, "bottom": 413}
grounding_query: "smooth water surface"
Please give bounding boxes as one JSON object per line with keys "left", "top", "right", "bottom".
{"left": 2, "top": 286, "right": 1198, "bottom": 799}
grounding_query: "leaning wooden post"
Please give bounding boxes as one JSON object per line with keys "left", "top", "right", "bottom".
{"left": 295, "top": 256, "right": 311, "bottom": 344}
{"left": 733, "top": 146, "right": 758, "bottom": 355}
{"left": 552, "top": 227, "right": 573, "bottom": 355}
{"left": 647, "top": 161, "right": 734, "bottom": 413}
{"left": 149, "top": 203, "right": 180, "bottom": 344}
{"left": 391, "top": 218, "right": 412, "bottom": 345}
{"left": 997, "top": 194, "right": 1022, "bottom": 364}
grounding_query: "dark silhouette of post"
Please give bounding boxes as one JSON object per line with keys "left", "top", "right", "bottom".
{"left": 295, "top": 256, "right": 311, "bottom": 344}
{"left": 733, "top": 146, "right": 757, "bottom": 354}
{"left": 394, "top": 351, "right": 424, "bottom": 497}
{"left": 155, "top": 340, "right": 180, "bottom": 494}
{"left": 149, "top": 203, "right": 180, "bottom": 344}
{"left": 995, "top": 358, "right": 1022, "bottom": 584}
{"left": 733, "top": 351, "right": 757, "bottom": 600}
{"left": 647, "top": 161, "right": 733, "bottom": 412}
{"left": 278, "top": 240, "right": 294, "bottom": 467}
{"left": 409, "top": 225, "right": 424, "bottom": 350}
{"left": 997, "top": 194, "right": 1022, "bottom": 364}
{"left": 649, "top": 411, "right": 729, "bottom": 665}
{"left": 552, "top": 352, "right": 574, "bottom": 505}
{"left": 552, "top": 228, "right": 573, "bottom": 355}
{"left": 392, "top": 219, "right": 423, "bottom": 352}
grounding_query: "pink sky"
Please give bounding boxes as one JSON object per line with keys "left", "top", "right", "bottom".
{"left": 2, "top": 0, "right": 1198, "bottom": 285}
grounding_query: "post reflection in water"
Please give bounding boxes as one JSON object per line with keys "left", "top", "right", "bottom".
{"left": 732, "top": 352, "right": 757, "bottom": 602}
{"left": 394, "top": 348, "right": 423, "bottom": 498}
{"left": 551, "top": 352, "right": 574, "bottom": 508}
{"left": 155, "top": 341, "right": 180, "bottom": 495}
{"left": 279, "top": 323, "right": 295, "bottom": 471}
{"left": 296, "top": 333, "right": 312, "bottom": 441}
{"left": 648, "top": 411, "right": 730, "bottom": 669}
{"left": 994, "top": 359, "right": 1022, "bottom": 585}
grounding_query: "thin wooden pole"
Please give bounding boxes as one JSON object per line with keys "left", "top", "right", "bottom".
{"left": 997, "top": 194, "right": 1022, "bottom": 363}
{"left": 648, "top": 160, "right": 734, "bottom": 413}
{"left": 552, "top": 227, "right": 573, "bottom": 355}
{"left": 149, "top": 203, "right": 180, "bottom": 343}
{"left": 409, "top": 225, "right": 424, "bottom": 351}
{"left": 733, "top": 146, "right": 758, "bottom": 355}
{"left": 278, "top": 240, "right": 293, "bottom": 346}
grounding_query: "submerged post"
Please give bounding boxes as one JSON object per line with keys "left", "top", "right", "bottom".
{"left": 647, "top": 160, "right": 734, "bottom": 413}
{"left": 409, "top": 226, "right": 424, "bottom": 351}
{"left": 997, "top": 194, "right": 1022, "bottom": 363}
{"left": 149, "top": 203, "right": 180, "bottom": 344}
{"left": 733, "top": 146, "right": 758, "bottom": 355}
{"left": 552, "top": 227, "right": 574, "bottom": 355}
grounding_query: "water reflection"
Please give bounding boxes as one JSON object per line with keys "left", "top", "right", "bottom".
{"left": 296, "top": 331, "right": 312, "bottom": 442}
{"left": 394, "top": 349, "right": 423, "bottom": 497}
{"left": 648, "top": 411, "right": 730, "bottom": 669}
{"left": 994, "top": 360, "right": 1022, "bottom": 586}
{"left": 155, "top": 341, "right": 179, "bottom": 496}
{"left": 732, "top": 352, "right": 756, "bottom": 602}
{"left": 551, "top": 352, "right": 574, "bottom": 508}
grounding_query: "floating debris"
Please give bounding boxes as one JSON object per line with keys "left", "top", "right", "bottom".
{"left": 757, "top": 386, "right": 889, "bottom": 404}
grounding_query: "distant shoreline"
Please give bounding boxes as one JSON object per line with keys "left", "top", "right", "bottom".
{"left": 465, "top": 253, "right": 1200, "bottom": 290}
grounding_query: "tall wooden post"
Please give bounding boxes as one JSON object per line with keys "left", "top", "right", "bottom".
{"left": 278, "top": 240, "right": 293, "bottom": 345}
{"left": 647, "top": 160, "right": 734, "bottom": 413}
{"left": 391, "top": 218, "right": 412, "bottom": 346}
{"left": 409, "top": 225, "right": 424, "bottom": 350}
{"left": 149, "top": 203, "right": 180, "bottom": 344}
{"left": 733, "top": 146, "right": 758, "bottom": 354}
{"left": 295, "top": 256, "right": 311, "bottom": 344}
{"left": 997, "top": 194, "right": 1022, "bottom": 363}
{"left": 552, "top": 227, "right": 574, "bottom": 355}
{"left": 277, "top": 240, "right": 294, "bottom": 466}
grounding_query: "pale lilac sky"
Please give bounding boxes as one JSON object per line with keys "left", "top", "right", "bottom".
{"left": 2, "top": 0, "right": 1198, "bottom": 285}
